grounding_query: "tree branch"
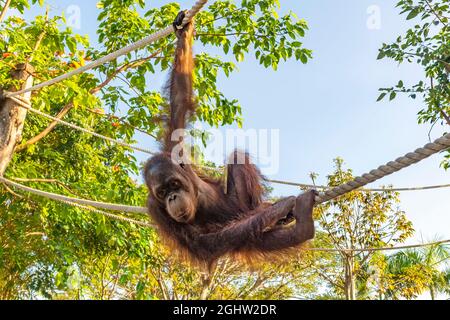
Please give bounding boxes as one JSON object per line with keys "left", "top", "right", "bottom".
{"left": 25, "top": 232, "right": 45, "bottom": 237}
{"left": 396, "top": 49, "right": 449, "bottom": 64}
{"left": 99, "top": 254, "right": 110, "bottom": 300}
{"left": 87, "top": 108, "right": 159, "bottom": 139}
{"left": 26, "top": 7, "right": 49, "bottom": 64}
{"left": 0, "top": 0, "right": 11, "bottom": 23}
{"left": 148, "top": 268, "right": 169, "bottom": 300}
{"left": 16, "top": 48, "right": 165, "bottom": 151}
{"left": 202, "top": 7, "right": 245, "bottom": 25}
{"left": 312, "top": 266, "right": 344, "bottom": 290}
{"left": 196, "top": 32, "right": 287, "bottom": 39}
{"left": 91, "top": 48, "right": 165, "bottom": 94}
{"left": 438, "top": 109, "right": 450, "bottom": 126}
{"left": 430, "top": 77, "right": 450, "bottom": 126}
{"left": 15, "top": 102, "right": 74, "bottom": 151}
{"left": 1, "top": 182, "right": 23, "bottom": 198}
{"left": 424, "top": 0, "right": 448, "bottom": 27}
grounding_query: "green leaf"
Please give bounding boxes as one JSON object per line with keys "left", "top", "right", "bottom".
{"left": 300, "top": 53, "right": 308, "bottom": 64}
{"left": 389, "top": 91, "right": 397, "bottom": 101}
{"left": 66, "top": 37, "right": 77, "bottom": 53}
{"left": 377, "top": 51, "right": 386, "bottom": 60}
{"left": 377, "top": 92, "right": 387, "bottom": 102}
{"left": 406, "top": 8, "right": 420, "bottom": 20}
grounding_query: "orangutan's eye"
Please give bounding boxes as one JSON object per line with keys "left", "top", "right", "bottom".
{"left": 170, "top": 179, "right": 181, "bottom": 189}
{"left": 156, "top": 188, "right": 166, "bottom": 199}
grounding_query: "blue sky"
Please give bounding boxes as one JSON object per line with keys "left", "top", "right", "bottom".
{"left": 20, "top": 0, "right": 449, "bottom": 244}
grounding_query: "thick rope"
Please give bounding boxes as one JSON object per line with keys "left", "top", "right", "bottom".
{"left": 1, "top": 0, "right": 209, "bottom": 99}
{"left": 8, "top": 95, "right": 156, "bottom": 155}
{"left": 0, "top": 177, "right": 148, "bottom": 214}
{"left": 1, "top": 178, "right": 152, "bottom": 226}
{"left": 2, "top": 177, "right": 448, "bottom": 252}
{"left": 315, "top": 132, "right": 450, "bottom": 204}
{"left": 58, "top": 199, "right": 154, "bottom": 228}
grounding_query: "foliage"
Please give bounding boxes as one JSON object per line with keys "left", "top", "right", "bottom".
{"left": 307, "top": 158, "right": 414, "bottom": 299}
{"left": 375, "top": 241, "right": 450, "bottom": 299}
{"left": 376, "top": 0, "right": 450, "bottom": 168}
{"left": 0, "top": 0, "right": 313, "bottom": 299}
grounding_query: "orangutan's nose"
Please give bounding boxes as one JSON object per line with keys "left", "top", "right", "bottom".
{"left": 168, "top": 194, "right": 177, "bottom": 202}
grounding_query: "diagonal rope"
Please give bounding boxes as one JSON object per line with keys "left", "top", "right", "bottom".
{"left": 0, "top": 176, "right": 148, "bottom": 214}
{"left": 1, "top": 0, "right": 209, "bottom": 99}
{"left": 9, "top": 94, "right": 450, "bottom": 201}
{"left": 315, "top": 132, "right": 450, "bottom": 204}
{"left": 8, "top": 95, "right": 450, "bottom": 193}
{"left": 8, "top": 95, "right": 156, "bottom": 155}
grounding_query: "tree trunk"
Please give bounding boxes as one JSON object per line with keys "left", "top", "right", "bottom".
{"left": 344, "top": 254, "right": 356, "bottom": 300}
{"left": 199, "top": 263, "right": 218, "bottom": 300}
{"left": 0, "top": 63, "right": 34, "bottom": 176}
{"left": 200, "top": 271, "right": 213, "bottom": 300}
{"left": 429, "top": 286, "right": 435, "bottom": 300}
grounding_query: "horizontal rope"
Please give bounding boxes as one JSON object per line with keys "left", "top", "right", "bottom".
{"left": 58, "top": 199, "right": 153, "bottom": 228}
{"left": 305, "top": 239, "right": 450, "bottom": 253}
{"left": 9, "top": 95, "right": 156, "bottom": 155}
{"left": 2, "top": 177, "right": 448, "bottom": 252}
{"left": 1, "top": 0, "right": 209, "bottom": 99}
{"left": 0, "top": 177, "right": 148, "bottom": 214}
{"left": 315, "top": 132, "right": 450, "bottom": 204}
{"left": 265, "top": 179, "right": 450, "bottom": 192}
{"left": 1, "top": 178, "right": 152, "bottom": 226}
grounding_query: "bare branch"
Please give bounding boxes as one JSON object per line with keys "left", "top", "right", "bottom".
{"left": 16, "top": 102, "right": 73, "bottom": 151}
{"left": 91, "top": 48, "right": 165, "bottom": 94}
{"left": 312, "top": 266, "right": 344, "bottom": 290}
{"left": 1, "top": 182, "right": 23, "bottom": 198}
{"left": 86, "top": 109, "right": 158, "bottom": 139}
